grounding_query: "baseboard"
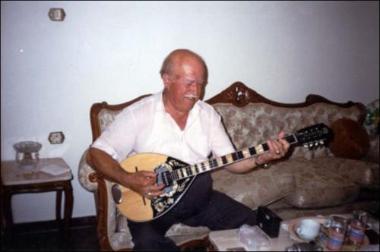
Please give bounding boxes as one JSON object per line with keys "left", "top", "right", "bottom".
{"left": 12, "top": 215, "right": 97, "bottom": 234}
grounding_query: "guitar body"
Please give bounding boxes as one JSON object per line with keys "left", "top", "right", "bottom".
{"left": 117, "top": 153, "right": 194, "bottom": 222}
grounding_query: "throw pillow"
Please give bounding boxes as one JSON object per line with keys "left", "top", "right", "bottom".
{"left": 329, "top": 118, "right": 370, "bottom": 159}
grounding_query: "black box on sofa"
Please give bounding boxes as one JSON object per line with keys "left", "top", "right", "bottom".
{"left": 256, "top": 206, "right": 282, "bottom": 238}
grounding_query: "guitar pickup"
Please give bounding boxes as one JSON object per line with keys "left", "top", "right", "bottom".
{"left": 155, "top": 164, "right": 173, "bottom": 187}
{"left": 160, "top": 171, "right": 173, "bottom": 186}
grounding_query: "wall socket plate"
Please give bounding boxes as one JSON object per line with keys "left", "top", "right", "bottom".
{"left": 48, "top": 131, "right": 65, "bottom": 144}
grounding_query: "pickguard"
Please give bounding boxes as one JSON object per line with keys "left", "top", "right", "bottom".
{"left": 152, "top": 157, "right": 194, "bottom": 217}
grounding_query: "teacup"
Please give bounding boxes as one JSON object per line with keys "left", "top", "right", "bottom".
{"left": 296, "top": 219, "right": 321, "bottom": 241}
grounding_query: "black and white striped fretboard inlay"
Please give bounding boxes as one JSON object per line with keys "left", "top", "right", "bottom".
{"left": 168, "top": 134, "right": 298, "bottom": 182}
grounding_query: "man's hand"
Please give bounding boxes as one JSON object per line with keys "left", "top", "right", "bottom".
{"left": 256, "top": 131, "right": 290, "bottom": 165}
{"left": 88, "top": 148, "right": 165, "bottom": 199}
{"left": 125, "top": 170, "right": 165, "bottom": 199}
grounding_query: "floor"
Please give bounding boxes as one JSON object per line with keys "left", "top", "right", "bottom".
{"left": 2, "top": 216, "right": 99, "bottom": 251}
{"left": 1, "top": 216, "right": 209, "bottom": 251}
{"left": 4, "top": 209, "right": 377, "bottom": 251}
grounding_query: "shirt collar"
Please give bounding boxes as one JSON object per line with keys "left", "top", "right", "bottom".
{"left": 155, "top": 91, "right": 201, "bottom": 125}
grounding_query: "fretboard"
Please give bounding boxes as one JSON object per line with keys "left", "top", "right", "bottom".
{"left": 170, "top": 134, "right": 298, "bottom": 181}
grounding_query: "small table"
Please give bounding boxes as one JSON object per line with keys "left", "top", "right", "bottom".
{"left": 1, "top": 158, "right": 73, "bottom": 239}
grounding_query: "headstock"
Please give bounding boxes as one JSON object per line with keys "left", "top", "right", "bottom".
{"left": 295, "top": 123, "right": 332, "bottom": 149}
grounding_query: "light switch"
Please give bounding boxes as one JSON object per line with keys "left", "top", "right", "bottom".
{"left": 48, "top": 131, "right": 65, "bottom": 144}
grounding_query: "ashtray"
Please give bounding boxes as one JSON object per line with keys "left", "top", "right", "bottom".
{"left": 13, "top": 141, "right": 42, "bottom": 167}
{"left": 14, "top": 141, "right": 42, "bottom": 153}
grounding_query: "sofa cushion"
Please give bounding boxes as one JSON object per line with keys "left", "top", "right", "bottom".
{"left": 283, "top": 157, "right": 376, "bottom": 208}
{"left": 286, "top": 173, "right": 359, "bottom": 209}
{"left": 365, "top": 135, "right": 379, "bottom": 163}
{"left": 212, "top": 157, "right": 376, "bottom": 210}
{"left": 211, "top": 161, "right": 296, "bottom": 210}
{"left": 329, "top": 118, "right": 370, "bottom": 159}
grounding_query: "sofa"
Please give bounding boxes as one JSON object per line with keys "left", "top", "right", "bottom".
{"left": 78, "top": 82, "right": 379, "bottom": 251}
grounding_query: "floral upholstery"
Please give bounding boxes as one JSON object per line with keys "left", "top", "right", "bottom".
{"left": 78, "top": 84, "right": 378, "bottom": 251}
{"left": 98, "top": 109, "right": 121, "bottom": 133}
{"left": 78, "top": 149, "right": 97, "bottom": 192}
{"left": 364, "top": 99, "right": 379, "bottom": 163}
{"left": 364, "top": 99, "right": 379, "bottom": 136}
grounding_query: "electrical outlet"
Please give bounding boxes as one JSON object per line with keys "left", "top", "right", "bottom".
{"left": 48, "top": 131, "right": 65, "bottom": 144}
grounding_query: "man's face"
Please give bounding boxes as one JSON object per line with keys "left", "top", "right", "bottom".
{"left": 163, "top": 58, "right": 206, "bottom": 114}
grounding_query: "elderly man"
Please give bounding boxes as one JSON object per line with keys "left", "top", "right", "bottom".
{"left": 88, "top": 49, "right": 289, "bottom": 250}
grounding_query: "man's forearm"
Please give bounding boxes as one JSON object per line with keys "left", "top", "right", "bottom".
{"left": 88, "top": 147, "right": 130, "bottom": 186}
{"left": 225, "top": 157, "right": 259, "bottom": 173}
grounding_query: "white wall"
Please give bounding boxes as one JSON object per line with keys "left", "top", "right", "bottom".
{"left": 1, "top": 1, "right": 379, "bottom": 223}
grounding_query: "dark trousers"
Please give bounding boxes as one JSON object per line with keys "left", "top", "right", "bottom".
{"left": 128, "top": 190, "right": 257, "bottom": 251}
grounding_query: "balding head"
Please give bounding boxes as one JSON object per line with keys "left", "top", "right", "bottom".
{"left": 160, "top": 49, "right": 208, "bottom": 83}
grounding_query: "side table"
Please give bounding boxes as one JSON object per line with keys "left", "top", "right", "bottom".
{"left": 1, "top": 158, "right": 73, "bottom": 240}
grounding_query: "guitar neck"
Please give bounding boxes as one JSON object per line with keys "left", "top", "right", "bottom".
{"left": 170, "top": 134, "right": 298, "bottom": 181}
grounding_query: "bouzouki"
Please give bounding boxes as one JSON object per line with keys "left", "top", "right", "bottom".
{"left": 112, "top": 123, "right": 331, "bottom": 222}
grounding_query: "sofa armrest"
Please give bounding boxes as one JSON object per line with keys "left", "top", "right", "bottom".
{"left": 78, "top": 149, "right": 98, "bottom": 192}
{"left": 364, "top": 135, "right": 379, "bottom": 163}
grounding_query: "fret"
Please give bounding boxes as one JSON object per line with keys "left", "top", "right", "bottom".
{"left": 186, "top": 166, "right": 192, "bottom": 176}
{"left": 262, "top": 143, "right": 269, "bottom": 152}
{"left": 216, "top": 157, "right": 223, "bottom": 167}
{"left": 231, "top": 152, "right": 238, "bottom": 161}
{"left": 190, "top": 165, "right": 196, "bottom": 175}
{"left": 226, "top": 154, "right": 234, "bottom": 163}
{"left": 194, "top": 164, "right": 199, "bottom": 173}
{"left": 177, "top": 169, "right": 183, "bottom": 179}
{"left": 208, "top": 159, "right": 213, "bottom": 169}
{"left": 242, "top": 148, "right": 250, "bottom": 158}
{"left": 249, "top": 146, "right": 257, "bottom": 156}
{"left": 237, "top": 151, "right": 244, "bottom": 159}
{"left": 213, "top": 159, "right": 219, "bottom": 167}
{"left": 179, "top": 168, "right": 184, "bottom": 178}
{"left": 203, "top": 161, "right": 210, "bottom": 171}
{"left": 209, "top": 159, "right": 218, "bottom": 168}
{"left": 255, "top": 144, "right": 265, "bottom": 154}
{"left": 201, "top": 162, "right": 206, "bottom": 171}
{"left": 221, "top": 156, "right": 227, "bottom": 164}
{"left": 185, "top": 167, "right": 189, "bottom": 176}
{"left": 182, "top": 168, "right": 188, "bottom": 177}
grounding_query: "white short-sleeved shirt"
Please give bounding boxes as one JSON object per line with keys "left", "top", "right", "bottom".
{"left": 91, "top": 92, "right": 234, "bottom": 164}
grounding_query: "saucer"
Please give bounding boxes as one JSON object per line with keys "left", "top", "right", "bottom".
{"left": 287, "top": 216, "right": 326, "bottom": 242}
